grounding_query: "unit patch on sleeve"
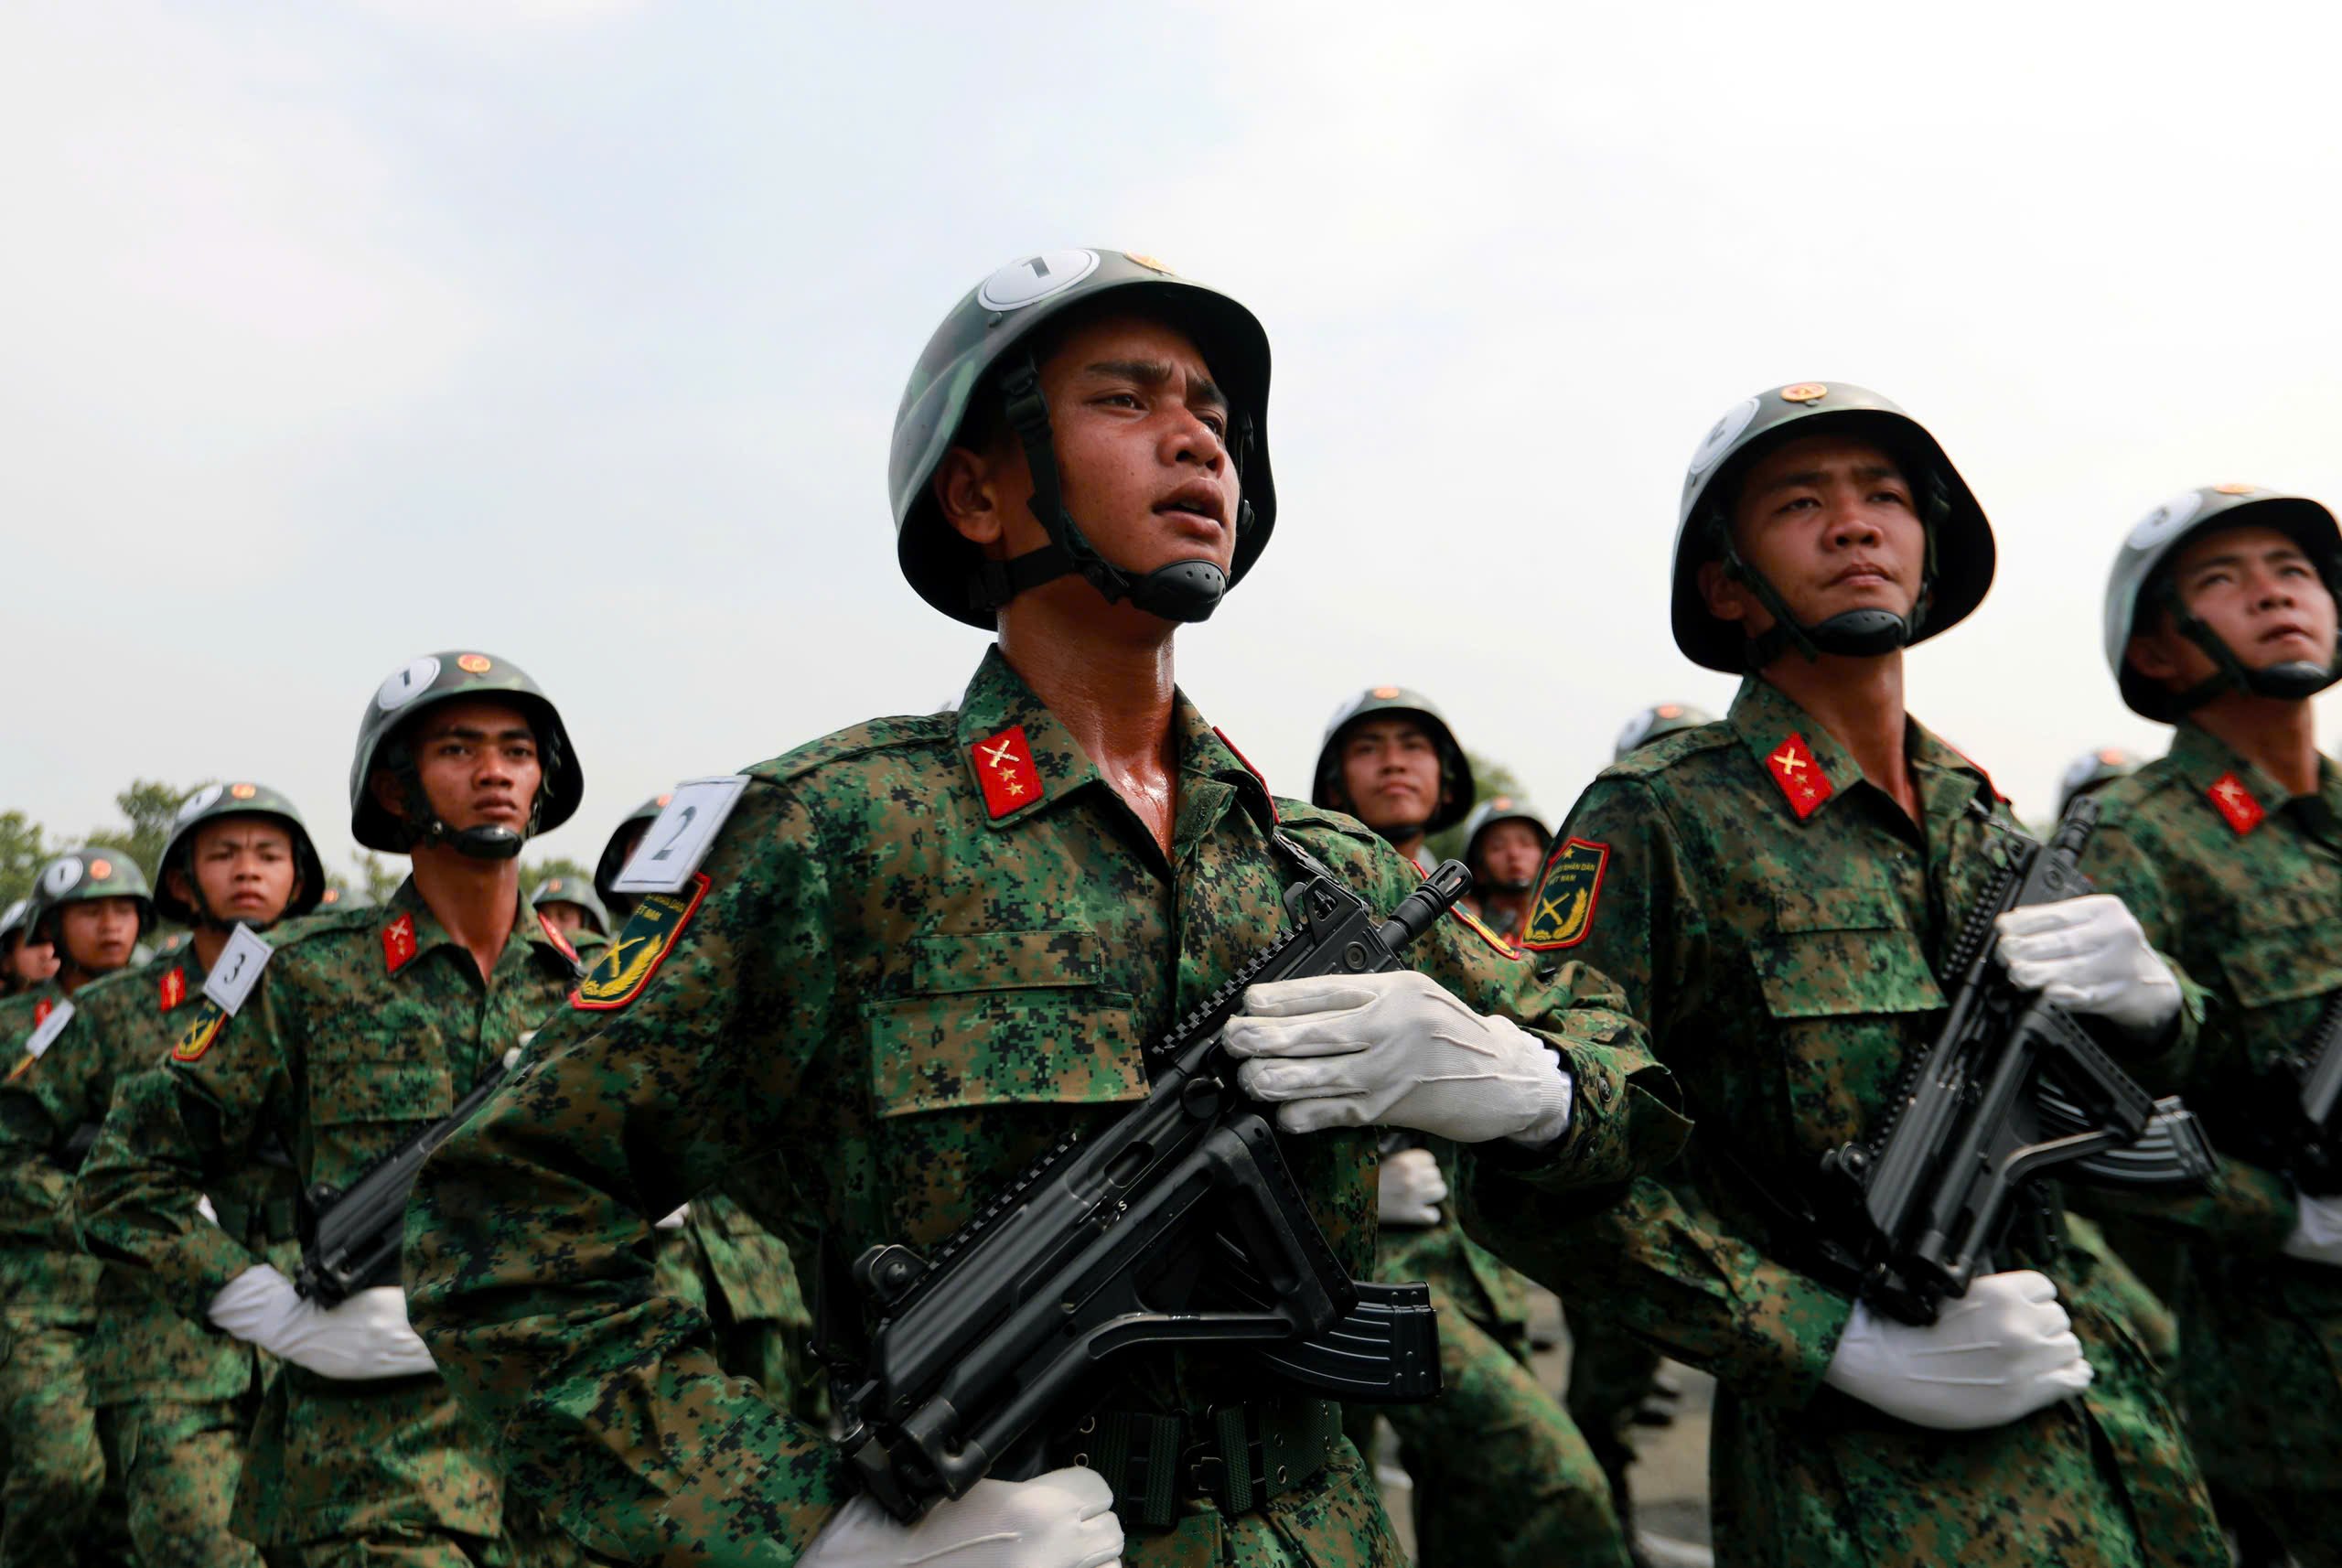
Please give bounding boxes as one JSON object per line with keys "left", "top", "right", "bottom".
{"left": 2208, "top": 772, "right": 2266, "bottom": 835}
{"left": 574, "top": 872, "right": 711, "bottom": 1012}
{"left": 1520, "top": 839, "right": 1610, "bottom": 951}
{"left": 172, "top": 1000, "right": 227, "bottom": 1063}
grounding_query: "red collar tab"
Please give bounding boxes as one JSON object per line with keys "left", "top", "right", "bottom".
{"left": 32, "top": 998, "right": 51, "bottom": 1028}
{"left": 537, "top": 913, "right": 578, "bottom": 962}
{"left": 1766, "top": 732, "right": 1835, "bottom": 822}
{"left": 382, "top": 913, "right": 421, "bottom": 974}
{"left": 159, "top": 966, "right": 187, "bottom": 1012}
{"left": 972, "top": 724, "right": 1045, "bottom": 819}
{"left": 2208, "top": 772, "right": 2266, "bottom": 835}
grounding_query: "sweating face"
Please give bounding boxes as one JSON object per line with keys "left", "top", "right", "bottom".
{"left": 179, "top": 817, "right": 301, "bottom": 929}
{"left": 385, "top": 699, "right": 545, "bottom": 838}
{"left": 58, "top": 897, "right": 141, "bottom": 974}
{"left": 1703, "top": 435, "right": 1927, "bottom": 637}
{"left": 1338, "top": 718, "right": 1444, "bottom": 836}
{"left": 2130, "top": 522, "right": 2340, "bottom": 688}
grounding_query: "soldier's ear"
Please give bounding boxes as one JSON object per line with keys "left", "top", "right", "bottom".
{"left": 1696, "top": 559, "right": 1748, "bottom": 625}
{"left": 935, "top": 446, "right": 1008, "bottom": 549}
{"left": 2126, "top": 631, "right": 2185, "bottom": 683}
{"left": 369, "top": 767, "right": 410, "bottom": 821}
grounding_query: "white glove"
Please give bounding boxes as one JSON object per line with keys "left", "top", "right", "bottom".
{"left": 2282, "top": 1189, "right": 2342, "bottom": 1267}
{"left": 1822, "top": 1269, "right": 2092, "bottom": 1431}
{"left": 656, "top": 1203, "right": 691, "bottom": 1232}
{"left": 1224, "top": 970, "right": 1573, "bottom": 1145}
{"left": 206, "top": 1264, "right": 435, "bottom": 1381}
{"left": 799, "top": 1466, "right": 1123, "bottom": 1568}
{"left": 1378, "top": 1147, "right": 1449, "bottom": 1227}
{"left": 196, "top": 1194, "right": 219, "bottom": 1226}
{"left": 1994, "top": 895, "right": 2181, "bottom": 1040}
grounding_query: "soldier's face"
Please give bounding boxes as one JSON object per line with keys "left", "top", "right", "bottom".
{"left": 1704, "top": 435, "right": 1926, "bottom": 635}
{"left": 5, "top": 934, "right": 57, "bottom": 984}
{"left": 182, "top": 818, "right": 300, "bottom": 928}
{"left": 1474, "top": 821, "right": 1546, "bottom": 890}
{"left": 405, "top": 699, "right": 543, "bottom": 837}
{"left": 938, "top": 312, "right": 1241, "bottom": 600}
{"left": 2133, "top": 523, "right": 2338, "bottom": 684}
{"left": 58, "top": 897, "right": 140, "bottom": 972}
{"left": 540, "top": 902, "right": 588, "bottom": 939}
{"left": 1338, "top": 718, "right": 1443, "bottom": 833}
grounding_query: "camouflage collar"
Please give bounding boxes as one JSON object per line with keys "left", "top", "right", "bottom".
{"left": 382, "top": 877, "right": 577, "bottom": 977}
{"left": 2166, "top": 722, "right": 2342, "bottom": 819}
{"left": 1730, "top": 676, "right": 1994, "bottom": 827}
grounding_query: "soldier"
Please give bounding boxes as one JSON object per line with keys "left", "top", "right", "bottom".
{"left": 593, "top": 793, "right": 669, "bottom": 924}
{"left": 2056, "top": 746, "right": 2144, "bottom": 822}
{"left": 527, "top": 875, "right": 610, "bottom": 947}
{"left": 3, "top": 785, "right": 324, "bottom": 1566}
{"left": 403, "top": 247, "right": 1677, "bottom": 1568}
{"left": 1468, "top": 382, "right": 2226, "bottom": 1566}
{"left": 2076, "top": 485, "right": 2342, "bottom": 1563}
{"left": 1457, "top": 796, "right": 1551, "bottom": 943}
{"left": 1311, "top": 697, "right": 1628, "bottom": 1566}
{"left": 1, "top": 897, "right": 58, "bottom": 996}
{"left": 0, "top": 849, "right": 155, "bottom": 1566}
{"left": 1612, "top": 703, "right": 1716, "bottom": 761}
{"left": 77, "top": 652, "right": 591, "bottom": 1566}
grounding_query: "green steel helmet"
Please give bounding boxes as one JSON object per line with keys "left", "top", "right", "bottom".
{"left": 890, "top": 248, "right": 1275, "bottom": 628}
{"left": 1310, "top": 686, "right": 1476, "bottom": 834}
{"left": 594, "top": 791, "right": 671, "bottom": 908}
{"left": 27, "top": 847, "right": 156, "bottom": 943}
{"left": 154, "top": 780, "right": 328, "bottom": 927}
{"left": 529, "top": 874, "right": 611, "bottom": 937}
{"left": 2055, "top": 745, "right": 2144, "bottom": 821}
{"left": 349, "top": 650, "right": 584, "bottom": 857}
{"left": 1614, "top": 701, "right": 1717, "bottom": 760}
{"left": 1460, "top": 795, "right": 1551, "bottom": 891}
{"left": 0, "top": 897, "right": 31, "bottom": 946}
{"left": 2102, "top": 484, "right": 2342, "bottom": 721}
{"left": 1671, "top": 381, "right": 1994, "bottom": 673}
{"left": 315, "top": 884, "right": 372, "bottom": 913}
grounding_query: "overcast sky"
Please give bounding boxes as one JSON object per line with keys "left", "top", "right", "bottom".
{"left": 6, "top": 2, "right": 2341, "bottom": 876}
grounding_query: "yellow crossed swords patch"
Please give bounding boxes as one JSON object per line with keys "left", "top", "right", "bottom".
{"left": 574, "top": 872, "right": 711, "bottom": 1012}
{"left": 173, "top": 1000, "right": 229, "bottom": 1063}
{"left": 1519, "top": 839, "right": 1609, "bottom": 951}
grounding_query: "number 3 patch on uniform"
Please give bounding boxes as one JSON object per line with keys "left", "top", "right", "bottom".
{"left": 1520, "top": 839, "right": 1609, "bottom": 951}
{"left": 574, "top": 873, "right": 711, "bottom": 1012}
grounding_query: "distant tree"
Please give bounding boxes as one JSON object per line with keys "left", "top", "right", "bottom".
{"left": 349, "top": 851, "right": 404, "bottom": 905}
{"left": 87, "top": 779, "right": 212, "bottom": 879}
{"left": 0, "top": 811, "right": 50, "bottom": 908}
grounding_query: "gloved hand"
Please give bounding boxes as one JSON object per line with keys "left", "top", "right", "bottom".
{"left": 196, "top": 1194, "right": 219, "bottom": 1226}
{"left": 206, "top": 1264, "right": 435, "bottom": 1381}
{"left": 2283, "top": 1189, "right": 2342, "bottom": 1266}
{"left": 1378, "top": 1146, "right": 1449, "bottom": 1227}
{"left": 1822, "top": 1269, "right": 2091, "bottom": 1431}
{"left": 655, "top": 1203, "right": 691, "bottom": 1232}
{"left": 1225, "top": 970, "right": 1574, "bottom": 1145}
{"left": 798, "top": 1466, "right": 1123, "bottom": 1568}
{"left": 1994, "top": 895, "right": 2181, "bottom": 1040}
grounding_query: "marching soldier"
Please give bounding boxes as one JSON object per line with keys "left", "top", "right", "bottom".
{"left": 1469, "top": 383, "right": 2224, "bottom": 1565}
{"left": 2056, "top": 746, "right": 2144, "bottom": 822}
{"left": 1457, "top": 795, "right": 1551, "bottom": 943}
{"left": 1314, "top": 693, "right": 1629, "bottom": 1566}
{"left": 528, "top": 874, "right": 611, "bottom": 947}
{"left": 0, "top": 898, "right": 57, "bottom": 997}
{"left": 0, "top": 850, "right": 155, "bottom": 1565}
{"left": 1612, "top": 703, "right": 1715, "bottom": 762}
{"left": 4, "top": 785, "right": 325, "bottom": 1566}
{"left": 2077, "top": 485, "right": 2342, "bottom": 1563}
{"left": 404, "top": 247, "right": 1678, "bottom": 1567}
{"left": 77, "top": 652, "right": 592, "bottom": 1566}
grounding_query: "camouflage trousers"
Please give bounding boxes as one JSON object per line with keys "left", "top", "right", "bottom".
{"left": 1119, "top": 1442, "right": 1406, "bottom": 1568}
{"left": 1346, "top": 1226, "right": 1630, "bottom": 1568}
{"left": 98, "top": 1396, "right": 263, "bottom": 1568}
{"left": 0, "top": 1312, "right": 106, "bottom": 1567}
{"left": 1565, "top": 1307, "right": 1666, "bottom": 1541}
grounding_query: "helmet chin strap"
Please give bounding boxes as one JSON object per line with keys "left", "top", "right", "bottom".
{"left": 968, "top": 352, "right": 1249, "bottom": 625}
{"left": 1716, "top": 461, "right": 1949, "bottom": 669}
{"left": 392, "top": 761, "right": 534, "bottom": 861}
{"left": 2162, "top": 582, "right": 2342, "bottom": 710}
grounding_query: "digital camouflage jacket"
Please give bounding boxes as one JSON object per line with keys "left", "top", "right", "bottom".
{"left": 1469, "top": 676, "right": 2224, "bottom": 1568}
{"left": 2080, "top": 722, "right": 2342, "bottom": 1505}
{"left": 403, "top": 646, "right": 1682, "bottom": 1568}
{"left": 74, "top": 880, "right": 581, "bottom": 1544}
{"left": 0, "top": 979, "right": 102, "bottom": 1326}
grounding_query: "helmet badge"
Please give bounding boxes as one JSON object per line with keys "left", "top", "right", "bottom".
{"left": 975, "top": 250, "right": 1101, "bottom": 312}
{"left": 1780, "top": 382, "right": 1829, "bottom": 403}
{"left": 457, "top": 653, "right": 494, "bottom": 674}
{"left": 376, "top": 656, "right": 443, "bottom": 713}
{"left": 42, "top": 857, "right": 82, "bottom": 897}
{"left": 2126, "top": 491, "right": 2205, "bottom": 551}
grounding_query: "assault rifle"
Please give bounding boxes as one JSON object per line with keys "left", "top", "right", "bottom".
{"left": 1815, "top": 796, "right": 2215, "bottom": 1324}
{"left": 2203, "top": 989, "right": 2342, "bottom": 1197}
{"left": 295, "top": 1065, "right": 510, "bottom": 1304}
{"left": 834, "top": 861, "right": 1469, "bottom": 1521}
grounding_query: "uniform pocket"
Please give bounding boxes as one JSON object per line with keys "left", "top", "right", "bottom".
{"left": 2217, "top": 908, "right": 2342, "bottom": 1012}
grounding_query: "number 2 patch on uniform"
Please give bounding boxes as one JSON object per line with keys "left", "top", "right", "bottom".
{"left": 574, "top": 873, "right": 710, "bottom": 1012}
{"left": 1520, "top": 839, "right": 1609, "bottom": 951}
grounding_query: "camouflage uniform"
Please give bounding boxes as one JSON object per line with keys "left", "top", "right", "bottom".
{"left": 403, "top": 646, "right": 1681, "bottom": 1567}
{"left": 2, "top": 944, "right": 285, "bottom": 1566}
{"left": 2081, "top": 724, "right": 2342, "bottom": 1560}
{"left": 74, "top": 880, "right": 587, "bottom": 1564}
{"left": 1467, "top": 676, "right": 2225, "bottom": 1568}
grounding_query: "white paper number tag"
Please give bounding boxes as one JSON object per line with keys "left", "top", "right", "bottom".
{"left": 202, "top": 925, "right": 275, "bottom": 1017}
{"left": 612, "top": 776, "right": 751, "bottom": 895}
{"left": 23, "top": 1000, "right": 75, "bottom": 1061}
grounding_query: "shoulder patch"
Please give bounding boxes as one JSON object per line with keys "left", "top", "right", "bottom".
{"left": 1520, "top": 839, "right": 1610, "bottom": 950}
{"left": 1449, "top": 903, "right": 1521, "bottom": 958}
{"left": 747, "top": 713, "right": 956, "bottom": 790}
{"left": 1765, "top": 732, "right": 1834, "bottom": 821}
{"left": 574, "top": 872, "right": 711, "bottom": 1012}
{"left": 202, "top": 925, "right": 274, "bottom": 1017}
{"left": 9, "top": 999, "right": 75, "bottom": 1079}
{"left": 971, "top": 725, "right": 1046, "bottom": 819}
{"left": 159, "top": 965, "right": 187, "bottom": 1012}
{"left": 612, "top": 776, "right": 751, "bottom": 896}
{"left": 172, "top": 1000, "right": 228, "bottom": 1063}
{"left": 2208, "top": 772, "right": 2265, "bottom": 835}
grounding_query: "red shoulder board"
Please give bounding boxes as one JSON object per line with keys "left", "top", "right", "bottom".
{"left": 382, "top": 913, "right": 420, "bottom": 974}
{"left": 158, "top": 966, "right": 186, "bottom": 1012}
{"left": 32, "top": 998, "right": 51, "bottom": 1028}
{"left": 2208, "top": 772, "right": 2266, "bottom": 835}
{"left": 1520, "top": 839, "right": 1610, "bottom": 951}
{"left": 536, "top": 913, "right": 578, "bottom": 962}
{"left": 972, "top": 725, "right": 1044, "bottom": 819}
{"left": 1766, "top": 733, "right": 1834, "bottom": 822}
